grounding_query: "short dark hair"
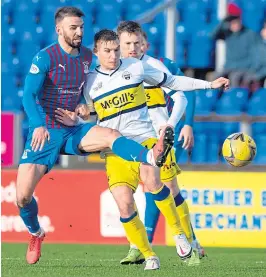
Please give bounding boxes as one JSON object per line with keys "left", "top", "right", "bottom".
{"left": 117, "top": 21, "right": 142, "bottom": 36}
{"left": 55, "top": 6, "right": 84, "bottom": 24}
{"left": 142, "top": 31, "right": 148, "bottom": 41}
{"left": 94, "top": 29, "right": 118, "bottom": 48}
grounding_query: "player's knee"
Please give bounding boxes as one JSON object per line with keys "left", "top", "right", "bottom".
{"left": 145, "top": 176, "right": 162, "bottom": 192}
{"left": 106, "top": 129, "right": 121, "bottom": 146}
{"left": 165, "top": 179, "right": 180, "bottom": 197}
{"left": 118, "top": 202, "right": 135, "bottom": 218}
{"left": 16, "top": 195, "right": 32, "bottom": 208}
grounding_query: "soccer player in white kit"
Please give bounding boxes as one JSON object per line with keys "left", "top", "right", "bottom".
{"left": 55, "top": 29, "right": 229, "bottom": 270}
{"left": 117, "top": 21, "right": 205, "bottom": 265}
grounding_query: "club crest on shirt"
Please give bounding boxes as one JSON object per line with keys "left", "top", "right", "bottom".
{"left": 93, "top": 82, "right": 103, "bottom": 91}
{"left": 83, "top": 61, "right": 90, "bottom": 74}
{"left": 122, "top": 71, "right": 132, "bottom": 80}
{"left": 30, "top": 64, "right": 40, "bottom": 74}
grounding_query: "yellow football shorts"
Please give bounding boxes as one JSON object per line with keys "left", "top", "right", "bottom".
{"left": 105, "top": 138, "right": 181, "bottom": 192}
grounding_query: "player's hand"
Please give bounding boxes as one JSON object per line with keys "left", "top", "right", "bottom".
{"left": 178, "top": 125, "right": 194, "bottom": 150}
{"left": 31, "top": 127, "right": 50, "bottom": 152}
{"left": 75, "top": 104, "right": 90, "bottom": 120}
{"left": 55, "top": 108, "right": 78, "bottom": 126}
{"left": 211, "top": 77, "right": 230, "bottom": 90}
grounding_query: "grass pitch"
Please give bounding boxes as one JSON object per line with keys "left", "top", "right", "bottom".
{"left": 2, "top": 243, "right": 265, "bottom": 277}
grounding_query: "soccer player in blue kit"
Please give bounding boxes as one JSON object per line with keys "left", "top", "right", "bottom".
{"left": 17, "top": 7, "right": 176, "bottom": 265}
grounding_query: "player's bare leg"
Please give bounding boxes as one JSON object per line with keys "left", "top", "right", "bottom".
{"left": 139, "top": 164, "right": 192, "bottom": 261}
{"left": 111, "top": 185, "right": 160, "bottom": 270}
{"left": 78, "top": 125, "right": 174, "bottom": 167}
{"left": 16, "top": 164, "right": 47, "bottom": 264}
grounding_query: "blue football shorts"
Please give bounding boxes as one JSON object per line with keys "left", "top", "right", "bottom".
{"left": 19, "top": 123, "right": 95, "bottom": 173}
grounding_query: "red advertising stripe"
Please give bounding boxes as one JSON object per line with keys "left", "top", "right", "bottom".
{"left": 1, "top": 170, "right": 165, "bottom": 245}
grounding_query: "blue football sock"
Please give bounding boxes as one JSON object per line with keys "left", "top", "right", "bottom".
{"left": 174, "top": 192, "right": 185, "bottom": 206}
{"left": 112, "top": 137, "right": 149, "bottom": 163}
{"left": 19, "top": 197, "right": 40, "bottom": 233}
{"left": 144, "top": 192, "right": 160, "bottom": 243}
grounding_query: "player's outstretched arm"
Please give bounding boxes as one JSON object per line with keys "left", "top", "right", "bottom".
{"left": 142, "top": 61, "right": 230, "bottom": 91}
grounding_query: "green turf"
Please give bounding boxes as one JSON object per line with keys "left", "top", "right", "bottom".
{"left": 1, "top": 244, "right": 265, "bottom": 277}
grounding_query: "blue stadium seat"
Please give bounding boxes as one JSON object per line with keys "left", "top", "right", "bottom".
{"left": 253, "top": 135, "right": 266, "bottom": 165}
{"left": 194, "top": 89, "right": 219, "bottom": 115}
{"left": 191, "top": 134, "right": 208, "bottom": 163}
{"left": 153, "top": 12, "right": 165, "bottom": 27}
{"left": 44, "top": 0, "right": 72, "bottom": 6}
{"left": 2, "top": 25, "right": 19, "bottom": 44}
{"left": 146, "top": 43, "right": 156, "bottom": 57}
{"left": 221, "top": 122, "right": 240, "bottom": 138}
{"left": 125, "top": 0, "right": 158, "bottom": 19}
{"left": 252, "top": 122, "right": 266, "bottom": 137}
{"left": 96, "top": 4, "right": 121, "bottom": 29}
{"left": 142, "top": 24, "right": 161, "bottom": 44}
{"left": 216, "top": 88, "right": 249, "bottom": 115}
{"left": 176, "top": 24, "right": 189, "bottom": 67}
{"left": 192, "top": 121, "right": 222, "bottom": 163}
{"left": 158, "top": 42, "right": 165, "bottom": 58}
{"left": 2, "top": 43, "right": 14, "bottom": 74}
{"left": 2, "top": 42, "right": 22, "bottom": 73}
{"left": 2, "top": 0, "right": 14, "bottom": 25}
{"left": 19, "top": 26, "right": 45, "bottom": 46}
{"left": 206, "top": 135, "right": 220, "bottom": 164}
{"left": 187, "top": 27, "right": 215, "bottom": 68}
{"left": 177, "top": 0, "right": 215, "bottom": 30}
{"left": 241, "top": 0, "right": 265, "bottom": 32}
{"left": 90, "top": 55, "right": 98, "bottom": 70}
{"left": 13, "top": 0, "right": 42, "bottom": 29}
{"left": 247, "top": 89, "right": 266, "bottom": 116}
{"left": 2, "top": 73, "right": 22, "bottom": 111}
{"left": 2, "top": 73, "right": 17, "bottom": 95}
{"left": 193, "top": 122, "right": 221, "bottom": 136}
{"left": 72, "top": 0, "right": 96, "bottom": 14}
{"left": 16, "top": 43, "right": 42, "bottom": 74}
{"left": 82, "top": 19, "right": 94, "bottom": 47}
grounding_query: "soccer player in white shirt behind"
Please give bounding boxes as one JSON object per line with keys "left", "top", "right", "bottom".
{"left": 118, "top": 21, "right": 205, "bottom": 265}
{"left": 55, "top": 29, "right": 229, "bottom": 270}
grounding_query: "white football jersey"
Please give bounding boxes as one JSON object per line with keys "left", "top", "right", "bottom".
{"left": 84, "top": 57, "right": 211, "bottom": 143}
{"left": 83, "top": 58, "right": 166, "bottom": 143}
{"left": 141, "top": 54, "right": 173, "bottom": 135}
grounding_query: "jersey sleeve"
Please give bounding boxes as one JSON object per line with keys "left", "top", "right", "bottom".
{"left": 142, "top": 60, "right": 211, "bottom": 91}
{"left": 160, "top": 57, "right": 178, "bottom": 74}
{"left": 22, "top": 50, "right": 50, "bottom": 128}
{"left": 141, "top": 60, "right": 167, "bottom": 86}
{"left": 175, "top": 69, "right": 196, "bottom": 127}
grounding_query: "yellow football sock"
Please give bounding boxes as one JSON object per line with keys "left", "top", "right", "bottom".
{"left": 176, "top": 200, "right": 193, "bottom": 243}
{"left": 121, "top": 211, "right": 156, "bottom": 259}
{"left": 152, "top": 185, "right": 183, "bottom": 235}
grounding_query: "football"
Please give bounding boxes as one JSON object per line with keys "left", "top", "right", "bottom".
{"left": 222, "top": 132, "right": 257, "bottom": 167}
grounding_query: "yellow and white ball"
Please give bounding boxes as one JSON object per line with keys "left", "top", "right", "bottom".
{"left": 222, "top": 132, "right": 257, "bottom": 167}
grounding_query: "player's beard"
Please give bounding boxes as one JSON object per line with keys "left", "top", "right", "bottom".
{"left": 64, "top": 33, "right": 82, "bottom": 48}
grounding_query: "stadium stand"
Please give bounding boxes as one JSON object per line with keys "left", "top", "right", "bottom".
{"left": 1, "top": 0, "right": 266, "bottom": 165}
